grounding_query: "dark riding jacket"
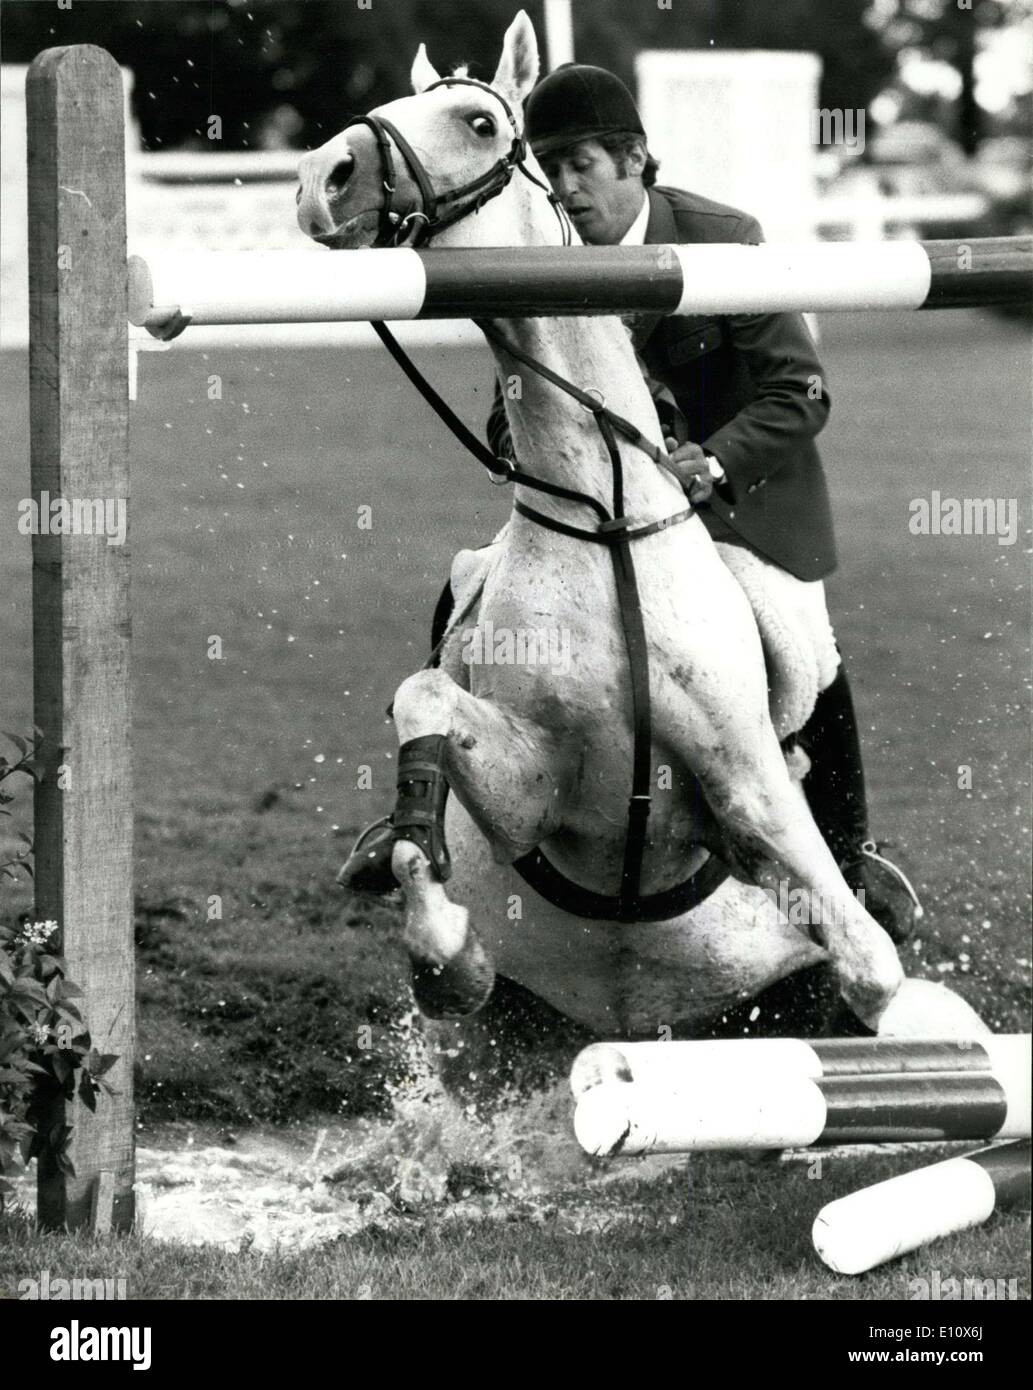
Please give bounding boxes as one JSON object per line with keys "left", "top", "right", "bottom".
{"left": 486, "top": 184, "right": 838, "bottom": 581}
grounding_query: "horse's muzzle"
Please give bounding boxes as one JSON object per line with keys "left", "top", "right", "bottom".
{"left": 296, "top": 126, "right": 398, "bottom": 247}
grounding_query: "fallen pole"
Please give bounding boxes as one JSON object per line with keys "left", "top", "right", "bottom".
{"left": 570, "top": 1034, "right": 1031, "bottom": 1098}
{"left": 813, "top": 1139, "right": 1032, "bottom": 1274}
{"left": 573, "top": 1064, "right": 1032, "bottom": 1157}
{"left": 127, "top": 237, "right": 1033, "bottom": 337}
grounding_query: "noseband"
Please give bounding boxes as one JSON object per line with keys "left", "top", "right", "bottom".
{"left": 343, "top": 77, "right": 569, "bottom": 248}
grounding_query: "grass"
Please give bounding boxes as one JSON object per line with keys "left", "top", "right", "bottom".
{"left": 0, "top": 309, "right": 1030, "bottom": 1297}
{"left": 1, "top": 1148, "right": 1028, "bottom": 1299}
{"left": 131, "top": 814, "right": 411, "bottom": 1123}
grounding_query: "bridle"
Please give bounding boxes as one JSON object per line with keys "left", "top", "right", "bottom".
{"left": 353, "top": 76, "right": 726, "bottom": 922}
{"left": 342, "top": 76, "right": 571, "bottom": 249}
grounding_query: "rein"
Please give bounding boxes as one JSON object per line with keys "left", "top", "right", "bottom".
{"left": 362, "top": 78, "right": 724, "bottom": 922}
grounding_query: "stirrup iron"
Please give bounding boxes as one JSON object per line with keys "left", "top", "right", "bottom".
{"left": 859, "top": 839, "right": 924, "bottom": 920}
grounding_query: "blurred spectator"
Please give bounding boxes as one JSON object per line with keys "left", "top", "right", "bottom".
{"left": 257, "top": 104, "right": 304, "bottom": 151}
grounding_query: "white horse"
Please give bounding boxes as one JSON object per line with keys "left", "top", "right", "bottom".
{"left": 296, "top": 13, "right": 933, "bottom": 1045}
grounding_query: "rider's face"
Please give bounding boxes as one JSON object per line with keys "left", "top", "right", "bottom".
{"left": 536, "top": 139, "right": 647, "bottom": 245}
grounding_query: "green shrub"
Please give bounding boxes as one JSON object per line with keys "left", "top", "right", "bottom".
{"left": 0, "top": 733, "right": 117, "bottom": 1208}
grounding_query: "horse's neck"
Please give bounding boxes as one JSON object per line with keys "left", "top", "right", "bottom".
{"left": 442, "top": 168, "right": 682, "bottom": 521}
{"left": 493, "top": 313, "right": 679, "bottom": 520}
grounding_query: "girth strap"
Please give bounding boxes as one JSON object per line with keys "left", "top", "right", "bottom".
{"left": 612, "top": 534, "right": 653, "bottom": 915}
{"left": 511, "top": 845, "right": 728, "bottom": 923}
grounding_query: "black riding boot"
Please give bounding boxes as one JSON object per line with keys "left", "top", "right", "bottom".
{"left": 795, "top": 664, "right": 920, "bottom": 943}
{"left": 429, "top": 575, "right": 456, "bottom": 659}
{"left": 797, "top": 665, "right": 868, "bottom": 868}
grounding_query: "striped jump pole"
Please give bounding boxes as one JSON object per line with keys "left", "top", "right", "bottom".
{"left": 127, "top": 237, "right": 1033, "bottom": 337}
{"left": 570, "top": 1034, "right": 1031, "bottom": 1097}
{"left": 813, "top": 1139, "right": 1032, "bottom": 1275}
{"left": 572, "top": 1042, "right": 1031, "bottom": 1157}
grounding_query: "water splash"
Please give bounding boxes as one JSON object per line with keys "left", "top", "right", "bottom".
{"left": 124, "top": 1005, "right": 678, "bottom": 1251}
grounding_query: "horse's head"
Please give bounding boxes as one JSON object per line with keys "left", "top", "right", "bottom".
{"left": 297, "top": 11, "right": 561, "bottom": 251}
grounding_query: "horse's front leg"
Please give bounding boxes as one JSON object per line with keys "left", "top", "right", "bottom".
{"left": 388, "top": 667, "right": 565, "bottom": 1019}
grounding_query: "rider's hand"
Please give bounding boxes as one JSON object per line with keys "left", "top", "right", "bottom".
{"left": 664, "top": 438, "right": 714, "bottom": 504}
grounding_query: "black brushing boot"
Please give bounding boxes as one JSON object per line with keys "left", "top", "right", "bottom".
{"left": 337, "top": 583, "right": 458, "bottom": 893}
{"left": 797, "top": 664, "right": 922, "bottom": 945}
{"left": 337, "top": 733, "right": 453, "bottom": 894}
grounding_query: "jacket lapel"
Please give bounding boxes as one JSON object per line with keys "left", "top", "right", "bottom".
{"left": 644, "top": 186, "right": 678, "bottom": 246}
{"left": 625, "top": 188, "right": 680, "bottom": 351}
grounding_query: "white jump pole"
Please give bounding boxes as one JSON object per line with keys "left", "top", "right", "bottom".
{"left": 574, "top": 1060, "right": 1032, "bottom": 1157}
{"left": 576, "top": 1076, "right": 831, "bottom": 1155}
{"left": 813, "top": 1139, "right": 1032, "bottom": 1275}
{"left": 570, "top": 1034, "right": 1032, "bottom": 1098}
{"left": 127, "top": 237, "right": 1033, "bottom": 337}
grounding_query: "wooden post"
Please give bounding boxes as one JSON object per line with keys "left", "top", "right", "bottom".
{"left": 27, "top": 45, "right": 134, "bottom": 1231}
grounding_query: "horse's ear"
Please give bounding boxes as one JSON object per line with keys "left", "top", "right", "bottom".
{"left": 492, "top": 10, "right": 539, "bottom": 105}
{"left": 411, "top": 42, "right": 441, "bottom": 94}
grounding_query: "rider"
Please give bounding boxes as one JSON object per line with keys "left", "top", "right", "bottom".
{"left": 340, "top": 63, "right": 919, "bottom": 944}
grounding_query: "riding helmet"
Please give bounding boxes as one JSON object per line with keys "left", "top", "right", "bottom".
{"left": 525, "top": 64, "right": 646, "bottom": 157}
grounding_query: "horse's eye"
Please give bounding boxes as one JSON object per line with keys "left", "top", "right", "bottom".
{"left": 469, "top": 114, "right": 496, "bottom": 138}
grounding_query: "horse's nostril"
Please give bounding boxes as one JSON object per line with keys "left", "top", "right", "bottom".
{"left": 326, "top": 157, "right": 354, "bottom": 195}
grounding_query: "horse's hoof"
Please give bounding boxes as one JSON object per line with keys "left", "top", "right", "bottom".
{"left": 336, "top": 816, "right": 398, "bottom": 894}
{"left": 839, "top": 951, "right": 905, "bottom": 1032}
{"left": 411, "top": 925, "right": 495, "bottom": 1020}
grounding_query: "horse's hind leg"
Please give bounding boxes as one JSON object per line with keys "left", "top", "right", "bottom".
{"left": 387, "top": 667, "right": 564, "bottom": 1019}
{"left": 695, "top": 731, "right": 903, "bottom": 1028}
